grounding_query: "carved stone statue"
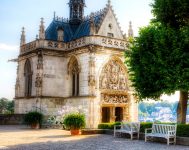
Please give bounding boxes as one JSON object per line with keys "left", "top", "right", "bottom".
{"left": 35, "top": 74, "right": 42, "bottom": 88}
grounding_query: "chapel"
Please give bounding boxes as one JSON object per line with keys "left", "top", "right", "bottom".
{"left": 14, "top": 0, "right": 138, "bottom": 128}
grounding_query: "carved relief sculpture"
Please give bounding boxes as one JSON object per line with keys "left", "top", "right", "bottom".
{"left": 101, "top": 94, "right": 128, "bottom": 104}
{"left": 100, "top": 59, "right": 128, "bottom": 91}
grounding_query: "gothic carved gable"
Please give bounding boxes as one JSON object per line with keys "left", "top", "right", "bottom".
{"left": 99, "top": 59, "right": 128, "bottom": 91}
{"left": 97, "top": 6, "right": 123, "bottom": 39}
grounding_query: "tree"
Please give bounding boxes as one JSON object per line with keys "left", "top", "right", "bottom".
{"left": 0, "top": 98, "right": 14, "bottom": 114}
{"left": 125, "top": 0, "right": 189, "bottom": 123}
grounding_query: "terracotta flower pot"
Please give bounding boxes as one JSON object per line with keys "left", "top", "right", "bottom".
{"left": 31, "top": 123, "right": 40, "bottom": 129}
{"left": 70, "top": 129, "right": 80, "bottom": 135}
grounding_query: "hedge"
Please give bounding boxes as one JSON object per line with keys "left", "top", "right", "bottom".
{"left": 98, "top": 122, "right": 121, "bottom": 129}
{"left": 98, "top": 122, "right": 189, "bottom": 137}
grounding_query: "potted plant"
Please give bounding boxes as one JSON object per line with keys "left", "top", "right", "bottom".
{"left": 24, "top": 111, "right": 44, "bottom": 129}
{"left": 63, "top": 113, "right": 85, "bottom": 135}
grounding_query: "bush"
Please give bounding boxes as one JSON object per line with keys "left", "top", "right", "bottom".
{"left": 177, "top": 124, "right": 189, "bottom": 137}
{"left": 63, "top": 113, "right": 85, "bottom": 130}
{"left": 140, "top": 122, "right": 153, "bottom": 133}
{"left": 98, "top": 122, "right": 121, "bottom": 129}
{"left": 24, "top": 111, "right": 43, "bottom": 126}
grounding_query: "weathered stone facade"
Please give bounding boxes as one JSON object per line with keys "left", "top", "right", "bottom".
{"left": 14, "top": 0, "right": 138, "bottom": 128}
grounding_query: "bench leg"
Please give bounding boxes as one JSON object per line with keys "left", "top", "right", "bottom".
{"left": 131, "top": 133, "right": 133, "bottom": 140}
{"left": 145, "top": 135, "right": 147, "bottom": 142}
{"left": 167, "top": 138, "right": 169, "bottom": 145}
{"left": 174, "top": 137, "right": 176, "bottom": 145}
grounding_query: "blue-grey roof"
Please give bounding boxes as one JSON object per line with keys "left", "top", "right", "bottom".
{"left": 45, "top": 12, "right": 105, "bottom": 42}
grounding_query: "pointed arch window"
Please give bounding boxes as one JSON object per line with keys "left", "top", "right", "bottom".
{"left": 24, "top": 59, "right": 32, "bottom": 97}
{"left": 68, "top": 56, "right": 80, "bottom": 96}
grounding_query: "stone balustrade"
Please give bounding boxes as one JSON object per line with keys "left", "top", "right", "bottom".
{"left": 20, "top": 36, "right": 128, "bottom": 55}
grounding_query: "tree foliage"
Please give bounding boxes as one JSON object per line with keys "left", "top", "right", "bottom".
{"left": 0, "top": 98, "right": 14, "bottom": 114}
{"left": 152, "top": 0, "right": 189, "bottom": 28}
{"left": 126, "top": 24, "right": 189, "bottom": 100}
{"left": 125, "top": 0, "right": 189, "bottom": 123}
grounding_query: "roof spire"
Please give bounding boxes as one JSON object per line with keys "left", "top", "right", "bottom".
{"left": 20, "top": 27, "right": 26, "bottom": 46}
{"left": 128, "top": 21, "right": 134, "bottom": 38}
{"left": 69, "top": 0, "right": 85, "bottom": 24}
{"left": 108, "top": 0, "right": 111, "bottom": 5}
{"left": 39, "top": 18, "right": 45, "bottom": 40}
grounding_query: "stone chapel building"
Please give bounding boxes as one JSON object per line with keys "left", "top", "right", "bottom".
{"left": 14, "top": 0, "right": 138, "bottom": 128}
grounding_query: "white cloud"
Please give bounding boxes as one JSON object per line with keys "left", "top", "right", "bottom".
{"left": 0, "top": 43, "right": 18, "bottom": 51}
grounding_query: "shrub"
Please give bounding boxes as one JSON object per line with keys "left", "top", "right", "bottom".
{"left": 98, "top": 122, "right": 121, "bottom": 129}
{"left": 24, "top": 111, "right": 43, "bottom": 126}
{"left": 177, "top": 124, "right": 189, "bottom": 137}
{"left": 63, "top": 113, "right": 85, "bottom": 130}
{"left": 140, "top": 122, "right": 153, "bottom": 133}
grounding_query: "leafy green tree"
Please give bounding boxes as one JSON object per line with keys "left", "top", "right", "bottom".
{"left": 0, "top": 98, "right": 8, "bottom": 114}
{"left": 0, "top": 98, "right": 14, "bottom": 114}
{"left": 126, "top": 0, "right": 189, "bottom": 123}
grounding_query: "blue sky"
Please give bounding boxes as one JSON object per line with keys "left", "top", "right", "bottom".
{"left": 0, "top": 0, "right": 153, "bottom": 99}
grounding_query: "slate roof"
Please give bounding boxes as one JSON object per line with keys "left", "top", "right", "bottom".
{"left": 45, "top": 11, "right": 105, "bottom": 42}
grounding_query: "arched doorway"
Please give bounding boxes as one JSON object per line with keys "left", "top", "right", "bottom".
{"left": 99, "top": 57, "right": 130, "bottom": 123}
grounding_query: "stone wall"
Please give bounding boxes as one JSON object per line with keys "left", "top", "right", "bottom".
{"left": 0, "top": 114, "right": 25, "bottom": 125}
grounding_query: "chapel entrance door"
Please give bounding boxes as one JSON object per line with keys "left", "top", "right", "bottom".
{"left": 115, "top": 107, "right": 123, "bottom": 122}
{"left": 102, "top": 107, "right": 110, "bottom": 123}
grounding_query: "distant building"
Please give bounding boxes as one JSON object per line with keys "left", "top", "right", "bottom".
{"left": 14, "top": 0, "right": 138, "bottom": 128}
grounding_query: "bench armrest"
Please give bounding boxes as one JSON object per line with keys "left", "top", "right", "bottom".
{"left": 168, "top": 130, "right": 176, "bottom": 136}
{"left": 131, "top": 127, "right": 140, "bottom": 132}
{"left": 145, "top": 128, "right": 152, "bottom": 134}
{"left": 114, "top": 125, "right": 121, "bottom": 130}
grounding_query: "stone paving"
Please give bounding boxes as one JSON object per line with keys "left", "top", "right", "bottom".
{"left": 0, "top": 126, "right": 189, "bottom": 150}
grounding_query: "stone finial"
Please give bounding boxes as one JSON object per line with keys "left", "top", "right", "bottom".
{"left": 90, "top": 13, "right": 96, "bottom": 35}
{"left": 20, "top": 27, "right": 26, "bottom": 46}
{"left": 39, "top": 18, "right": 45, "bottom": 40}
{"left": 128, "top": 21, "right": 134, "bottom": 38}
{"left": 108, "top": 0, "right": 111, "bottom": 5}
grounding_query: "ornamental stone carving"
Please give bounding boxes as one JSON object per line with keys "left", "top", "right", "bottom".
{"left": 35, "top": 73, "right": 42, "bottom": 88}
{"left": 37, "top": 52, "right": 43, "bottom": 70}
{"left": 100, "top": 60, "right": 128, "bottom": 90}
{"left": 88, "top": 75, "right": 96, "bottom": 86}
{"left": 68, "top": 56, "right": 80, "bottom": 75}
{"left": 101, "top": 94, "right": 128, "bottom": 104}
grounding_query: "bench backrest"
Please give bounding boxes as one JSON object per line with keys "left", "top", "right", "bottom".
{"left": 121, "top": 122, "right": 140, "bottom": 132}
{"left": 152, "top": 124, "right": 177, "bottom": 135}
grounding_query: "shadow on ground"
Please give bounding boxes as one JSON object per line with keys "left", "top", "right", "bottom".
{"left": 5, "top": 135, "right": 189, "bottom": 150}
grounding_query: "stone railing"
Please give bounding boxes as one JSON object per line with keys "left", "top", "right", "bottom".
{"left": 20, "top": 36, "right": 129, "bottom": 55}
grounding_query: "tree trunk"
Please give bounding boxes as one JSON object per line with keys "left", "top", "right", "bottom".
{"left": 177, "top": 91, "right": 188, "bottom": 124}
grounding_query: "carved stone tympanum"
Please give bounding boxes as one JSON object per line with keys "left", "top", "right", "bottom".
{"left": 100, "top": 60, "right": 128, "bottom": 91}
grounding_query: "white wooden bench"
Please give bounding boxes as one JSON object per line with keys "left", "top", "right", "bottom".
{"left": 145, "top": 123, "right": 177, "bottom": 145}
{"left": 114, "top": 122, "right": 140, "bottom": 140}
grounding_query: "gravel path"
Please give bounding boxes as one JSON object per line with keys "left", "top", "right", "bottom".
{"left": 0, "top": 126, "right": 188, "bottom": 150}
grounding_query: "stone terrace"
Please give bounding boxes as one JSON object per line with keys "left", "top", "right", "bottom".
{"left": 0, "top": 126, "right": 188, "bottom": 150}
